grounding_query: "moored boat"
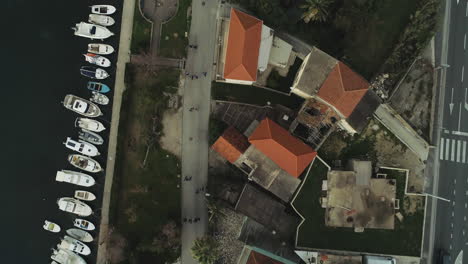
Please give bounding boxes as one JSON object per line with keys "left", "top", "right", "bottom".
{"left": 74, "top": 190, "right": 96, "bottom": 201}
{"left": 63, "top": 94, "right": 102, "bottom": 117}
{"left": 57, "top": 197, "right": 92, "bottom": 217}
{"left": 55, "top": 170, "right": 95, "bottom": 187}
{"left": 88, "top": 14, "right": 115, "bottom": 26}
{"left": 75, "top": 117, "right": 106, "bottom": 133}
{"left": 58, "top": 236, "right": 91, "bottom": 256}
{"left": 68, "top": 154, "right": 103, "bottom": 173}
{"left": 88, "top": 43, "right": 114, "bottom": 55}
{"left": 91, "top": 5, "right": 116, "bottom": 15}
{"left": 43, "top": 220, "right": 61, "bottom": 233}
{"left": 51, "top": 249, "right": 87, "bottom": 264}
{"left": 64, "top": 137, "right": 100, "bottom": 157}
{"left": 78, "top": 129, "right": 104, "bottom": 145}
{"left": 87, "top": 81, "right": 110, "bottom": 93}
{"left": 66, "top": 228, "right": 93, "bottom": 243}
{"left": 72, "top": 22, "right": 114, "bottom": 40}
{"left": 90, "top": 91, "right": 109, "bottom": 105}
{"left": 83, "top": 53, "right": 111, "bottom": 67}
{"left": 80, "top": 66, "right": 109, "bottom": 79}
{"left": 74, "top": 218, "right": 96, "bottom": 231}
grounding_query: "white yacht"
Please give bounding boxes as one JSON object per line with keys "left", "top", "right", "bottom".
{"left": 74, "top": 190, "right": 96, "bottom": 201}
{"left": 57, "top": 197, "right": 92, "bottom": 217}
{"left": 90, "top": 91, "right": 110, "bottom": 106}
{"left": 78, "top": 129, "right": 104, "bottom": 145}
{"left": 66, "top": 228, "right": 93, "bottom": 243}
{"left": 64, "top": 137, "right": 100, "bottom": 157}
{"left": 55, "top": 170, "right": 95, "bottom": 187}
{"left": 51, "top": 249, "right": 86, "bottom": 264}
{"left": 63, "top": 95, "right": 102, "bottom": 117}
{"left": 68, "top": 154, "right": 103, "bottom": 173}
{"left": 90, "top": 5, "right": 116, "bottom": 15}
{"left": 83, "top": 53, "right": 111, "bottom": 67}
{"left": 58, "top": 236, "right": 91, "bottom": 256}
{"left": 87, "top": 43, "right": 114, "bottom": 55}
{"left": 43, "top": 220, "right": 61, "bottom": 233}
{"left": 72, "top": 22, "right": 114, "bottom": 40}
{"left": 74, "top": 218, "right": 95, "bottom": 231}
{"left": 75, "top": 117, "right": 106, "bottom": 133}
{"left": 88, "top": 14, "right": 115, "bottom": 26}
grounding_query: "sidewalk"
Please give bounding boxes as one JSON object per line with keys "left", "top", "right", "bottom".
{"left": 95, "top": 0, "right": 135, "bottom": 262}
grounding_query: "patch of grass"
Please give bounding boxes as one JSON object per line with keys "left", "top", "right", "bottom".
{"left": 110, "top": 66, "right": 181, "bottom": 263}
{"left": 293, "top": 158, "right": 424, "bottom": 256}
{"left": 266, "top": 58, "right": 303, "bottom": 93}
{"left": 318, "top": 131, "right": 377, "bottom": 165}
{"left": 131, "top": 2, "right": 153, "bottom": 53}
{"left": 209, "top": 118, "right": 228, "bottom": 145}
{"left": 211, "top": 82, "right": 304, "bottom": 110}
{"left": 159, "top": 0, "right": 191, "bottom": 58}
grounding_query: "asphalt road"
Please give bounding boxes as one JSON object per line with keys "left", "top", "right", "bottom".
{"left": 430, "top": 1, "right": 468, "bottom": 263}
{"left": 180, "top": 0, "right": 220, "bottom": 263}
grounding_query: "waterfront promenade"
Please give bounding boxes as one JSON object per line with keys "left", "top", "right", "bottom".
{"left": 96, "top": 0, "right": 135, "bottom": 262}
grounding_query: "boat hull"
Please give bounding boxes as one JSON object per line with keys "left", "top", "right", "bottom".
{"left": 63, "top": 94, "right": 102, "bottom": 117}
{"left": 74, "top": 218, "right": 96, "bottom": 231}
{"left": 66, "top": 228, "right": 94, "bottom": 243}
{"left": 68, "top": 154, "right": 103, "bottom": 173}
{"left": 75, "top": 117, "right": 106, "bottom": 132}
{"left": 88, "top": 43, "right": 114, "bottom": 55}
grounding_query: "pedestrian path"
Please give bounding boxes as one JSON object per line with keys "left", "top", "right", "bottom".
{"left": 440, "top": 137, "right": 468, "bottom": 163}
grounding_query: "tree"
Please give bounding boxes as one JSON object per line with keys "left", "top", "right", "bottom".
{"left": 300, "top": 0, "right": 334, "bottom": 23}
{"left": 206, "top": 198, "right": 227, "bottom": 223}
{"left": 191, "top": 236, "right": 219, "bottom": 264}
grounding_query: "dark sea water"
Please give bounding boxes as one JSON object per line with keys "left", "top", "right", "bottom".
{"left": 2, "top": 0, "right": 122, "bottom": 262}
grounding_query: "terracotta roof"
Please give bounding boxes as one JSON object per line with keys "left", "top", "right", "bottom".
{"left": 248, "top": 118, "right": 316, "bottom": 177}
{"left": 246, "top": 250, "right": 283, "bottom": 264}
{"left": 317, "top": 62, "right": 370, "bottom": 117}
{"left": 223, "top": 8, "right": 262, "bottom": 82}
{"left": 212, "top": 126, "right": 250, "bottom": 163}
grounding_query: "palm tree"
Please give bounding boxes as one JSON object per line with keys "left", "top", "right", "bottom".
{"left": 206, "top": 198, "right": 226, "bottom": 222}
{"left": 300, "top": 0, "right": 334, "bottom": 23}
{"left": 191, "top": 236, "right": 219, "bottom": 264}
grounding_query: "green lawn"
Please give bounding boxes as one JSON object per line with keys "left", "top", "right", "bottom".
{"left": 293, "top": 159, "right": 424, "bottom": 256}
{"left": 159, "top": 0, "right": 191, "bottom": 58}
{"left": 131, "top": 2, "right": 153, "bottom": 53}
{"left": 266, "top": 58, "right": 303, "bottom": 93}
{"left": 110, "top": 67, "right": 181, "bottom": 263}
{"left": 211, "top": 82, "right": 304, "bottom": 110}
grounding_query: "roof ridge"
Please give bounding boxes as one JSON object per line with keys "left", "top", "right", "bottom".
{"left": 336, "top": 62, "right": 346, "bottom": 94}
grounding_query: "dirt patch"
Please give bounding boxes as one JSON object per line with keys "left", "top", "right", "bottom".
{"left": 363, "top": 120, "right": 425, "bottom": 193}
{"left": 390, "top": 59, "right": 434, "bottom": 140}
{"left": 160, "top": 108, "right": 182, "bottom": 157}
{"left": 107, "top": 228, "right": 127, "bottom": 264}
{"left": 404, "top": 196, "right": 425, "bottom": 215}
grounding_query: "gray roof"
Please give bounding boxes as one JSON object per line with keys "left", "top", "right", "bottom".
{"left": 291, "top": 47, "right": 337, "bottom": 97}
{"left": 346, "top": 90, "right": 381, "bottom": 132}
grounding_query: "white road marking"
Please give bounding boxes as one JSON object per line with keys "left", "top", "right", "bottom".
{"left": 452, "top": 131, "right": 468, "bottom": 137}
{"left": 465, "top": 216, "right": 467, "bottom": 221}
{"left": 465, "top": 203, "right": 467, "bottom": 208}
{"left": 441, "top": 138, "right": 445, "bottom": 160}
{"left": 452, "top": 139, "right": 456, "bottom": 161}
{"left": 464, "top": 141, "right": 467, "bottom": 163}
{"left": 452, "top": 222, "right": 454, "bottom": 228}
{"left": 457, "top": 140, "right": 462, "bottom": 162}
{"left": 453, "top": 211, "right": 455, "bottom": 217}
{"left": 464, "top": 230, "right": 466, "bottom": 236}
{"left": 450, "top": 244, "right": 453, "bottom": 250}
{"left": 454, "top": 189, "right": 456, "bottom": 195}
{"left": 445, "top": 129, "right": 451, "bottom": 134}
{"left": 453, "top": 201, "right": 456, "bottom": 206}
{"left": 447, "top": 138, "right": 451, "bottom": 160}
{"left": 463, "top": 66, "right": 465, "bottom": 82}
{"left": 466, "top": 2, "right": 468, "bottom": 16}
{"left": 451, "top": 233, "right": 453, "bottom": 239}
{"left": 465, "top": 34, "right": 467, "bottom": 50}
{"left": 459, "top": 103, "right": 463, "bottom": 131}
{"left": 455, "top": 178, "right": 457, "bottom": 184}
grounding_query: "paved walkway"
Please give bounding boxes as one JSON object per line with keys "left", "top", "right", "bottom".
{"left": 181, "top": 0, "right": 220, "bottom": 263}
{"left": 95, "top": 0, "right": 135, "bottom": 262}
{"left": 374, "top": 104, "right": 430, "bottom": 162}
{"left": 140, "top": 0, "right": 178, "bottom": 57}
{"left": 131, "top": 54, "right": 183, "bottom": 68}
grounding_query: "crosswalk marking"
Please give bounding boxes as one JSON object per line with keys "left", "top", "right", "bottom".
{"left": 463, "top": 141, "right": 467, "bottom": 163}
{"left": 451, "top": 140, "right": 456, "bottom": 161}
{"left": 440, "top": 137, "right": 468, "bottom": 164}
{"left": 440, "top": 138, "right": 445, "bottom": 160}
{"left": 446, "top": 138, "right": 451, "bottom": 160}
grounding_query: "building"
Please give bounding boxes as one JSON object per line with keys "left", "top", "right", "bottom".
{"left": 290, "top": 47, "right": 378, "bottom": 134}
{"left": 217, "top": 8, "right": 274, "bottom": 84}
{"left": 324, "top": 160, "right": 397, "bottom": 231}
{"left": 294, "top": 250, "right": 362, "bottom": 264}
{"left": 211, "top": 118, "right": 317, "bottom": 202}
{"left": 238, "top": 246, "right": 298, "bottom": 264}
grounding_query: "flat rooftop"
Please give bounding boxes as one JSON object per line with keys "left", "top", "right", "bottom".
{"left": 326, "top": 170, "right": 396, "bottom": 230}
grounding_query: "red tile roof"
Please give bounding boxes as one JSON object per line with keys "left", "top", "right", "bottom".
{"left": 223, "top": 8, "right": 262, "bottom": 82}
{"left": 317, "top": 62, "right": 369, "bottom": 118}
{"left": 212, "top": 126, "right": 250, "bottom": 163}
{"left": 248, "top": 118, "right": 317, "bottom": 177}
{"left": 246, "top": 251, "right": 283, "bottom": 264}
